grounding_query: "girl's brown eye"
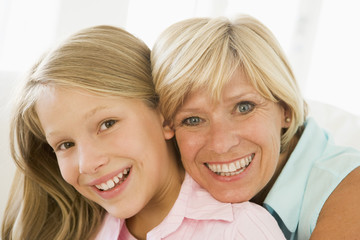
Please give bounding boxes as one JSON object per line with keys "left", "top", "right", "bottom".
{"left": 59, "top": 142, "right": 75, "bottom": 150}
{"left": 100, "top": 119, "right": 117, "bottom": 131}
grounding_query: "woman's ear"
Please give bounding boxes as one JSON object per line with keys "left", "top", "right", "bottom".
{"left": 280, "top": 102, "right": 292, "bottom": 128}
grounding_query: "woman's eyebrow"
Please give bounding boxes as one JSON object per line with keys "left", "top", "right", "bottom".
{"left": 223, "top": 92, "right": 262, "bottom": 102}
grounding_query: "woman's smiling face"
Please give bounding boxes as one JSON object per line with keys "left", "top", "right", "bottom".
{"left": 36, "top": 86, "right": 176, "bottom": 218}
{"left": 172, "top": 69, "right": 289, "bottom": 202}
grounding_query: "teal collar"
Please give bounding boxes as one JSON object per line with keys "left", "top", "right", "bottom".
{"left": 264, "top": 118, "right": 328, "bottom": 233}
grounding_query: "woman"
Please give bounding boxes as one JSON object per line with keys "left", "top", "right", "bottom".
{"left": 151, "top": 15, "right": 360, "bottom": 239}
{"left": 1, "top": 25, "right": 285, "bottom": 239}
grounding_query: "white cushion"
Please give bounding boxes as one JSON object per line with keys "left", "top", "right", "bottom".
{"left": 308, "top": 100, "right": 360, "bottom": 150}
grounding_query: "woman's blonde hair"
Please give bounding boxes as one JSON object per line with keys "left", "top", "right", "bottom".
{"left": 2, "top": 25, "right": 155, "bottom": 240}
{"left": 151, "top": 15, "right": 307, "bottom": 150}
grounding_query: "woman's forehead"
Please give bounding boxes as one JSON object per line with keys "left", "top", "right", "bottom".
{"left": 183, "top": 74, "right": 258, "bottom": 107}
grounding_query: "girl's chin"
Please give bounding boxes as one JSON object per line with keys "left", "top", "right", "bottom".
{"left": 104, "top": 206, "right": 140, "bottom": 219}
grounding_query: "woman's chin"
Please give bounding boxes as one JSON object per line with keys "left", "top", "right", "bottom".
{"left": 208, "top": 187, "right": 253, "bottom": 203}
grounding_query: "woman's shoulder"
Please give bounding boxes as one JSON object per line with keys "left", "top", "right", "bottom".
{"left": 295, "top": 118, "right": 360, "bottom": 239}
{"left": 265, "top": 116, "right": 360, "bottom": 239}
{"left": 310, "top": 166, "right": 360, "bottom": 239}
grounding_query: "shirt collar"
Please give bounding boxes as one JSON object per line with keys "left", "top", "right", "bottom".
{"left": 148, "top": 173, "right": 234, "bottom": 238}
{"left": 264, "top": 118, "right": 328, "bottom": 233}
{"left": 184, "top": 173, "right": 234, "bottom": 221}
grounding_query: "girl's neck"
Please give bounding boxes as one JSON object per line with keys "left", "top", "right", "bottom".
{"left": 125, "top": 169, "right": 184, "bottom": 239}
{"left": 125, "top": 144, "right": 185, "bottom": 240}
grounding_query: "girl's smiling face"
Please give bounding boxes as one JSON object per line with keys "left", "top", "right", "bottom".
{"left": 36, "top": 86, "right": 177, "bottom": 219}
{"left": 172, "top": 69, "right": 289, "bottom": 203}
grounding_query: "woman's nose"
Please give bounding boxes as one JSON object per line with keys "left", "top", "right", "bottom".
{"left": 207, "top": 118, "right": 240, "bottom": 154}
{"left": 77, "top": 140, "right": 109, "bottom": 174}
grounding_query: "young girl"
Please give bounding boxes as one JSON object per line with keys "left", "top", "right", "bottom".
{"left": 1, "top": 25, "right": 285, "bottom": 240}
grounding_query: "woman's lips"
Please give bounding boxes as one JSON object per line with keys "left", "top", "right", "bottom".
{"left": 205, "top": 153, "right": 254, "bottom": 177}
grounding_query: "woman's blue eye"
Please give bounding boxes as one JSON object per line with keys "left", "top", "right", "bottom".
{"left": 182, "top": 117, "right": 201, "bottom": 126}
{"left": 100, "top": 119, "right": 117, "bottom": 131}
{"left": 59, "top": 142, "right": 75, "bottom": 150}
{"left": 236, "top": 102, "right": 254, "bottom": 113}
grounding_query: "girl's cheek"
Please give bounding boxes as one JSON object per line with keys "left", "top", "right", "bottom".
{"left": 57, "top": 161, "right": 75, "bottom": 184}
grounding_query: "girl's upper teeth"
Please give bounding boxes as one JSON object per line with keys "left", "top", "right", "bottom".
{"left": 207, "top": 154, "right": 253, "bottom": 173}
{"left": 95, "top": 168, "right": 130, "bottom": 191}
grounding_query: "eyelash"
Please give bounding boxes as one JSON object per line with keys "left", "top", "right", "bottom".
{"left": 54, "top": 119, "right": 118, "bottom": 152}
{"left": 57, "top": 142, "right": 75, "bottom": 151}
{"left": 99, "top": 119, "right": 117, "bottom": 132}
{"left": 235, "top": 101, "right": 255, "bottom": 114}
{"left": 179, "top": 101, "right": 255, "bottom": 127}
{"left": 181, "top": 116, "right": 202, "bottom": 126}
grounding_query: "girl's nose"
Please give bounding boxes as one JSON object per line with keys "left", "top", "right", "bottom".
{"left": 77, "top": 140, "right": 109, "bottom": 174}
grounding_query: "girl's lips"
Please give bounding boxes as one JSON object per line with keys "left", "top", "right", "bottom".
{"left": 93, "top": 167, "right": 132, "bottom": 200}
{"left": 89, "top": 166, "right": 131, "bottom": 186}
{"left": 95, "top": 167, "right": 130, "bottom": 191}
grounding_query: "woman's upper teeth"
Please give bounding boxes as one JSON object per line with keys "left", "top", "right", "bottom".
{"left": 207, "top": 154, "right": 253, "bottom": 173}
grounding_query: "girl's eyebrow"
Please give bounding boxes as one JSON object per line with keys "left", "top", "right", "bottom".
{"left": 83, "top": 105, "right": 109, "bottom": 120}
{"left": 46, "top": 105, "right": 109, "bottom": 140}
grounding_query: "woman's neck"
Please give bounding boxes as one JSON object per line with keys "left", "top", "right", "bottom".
{"left": 251, "top": 132, "right": 300, "bottom": 205}
{"left": 251, "top": 151, "right": 288, "bottom": 204}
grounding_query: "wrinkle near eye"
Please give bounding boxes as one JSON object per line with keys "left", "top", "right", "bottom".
{"left": 236, "top": 102, "right": 255, "bottom": 114}
{"left": 182, "top": 116, "right": 202, "bottom": 126}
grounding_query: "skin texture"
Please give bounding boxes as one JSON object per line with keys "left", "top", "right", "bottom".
{"left": 36, "top": 86, "right": 182, "bottom": 239}
{"left": 172, "top": 69, "right": 290, "bottom": 203}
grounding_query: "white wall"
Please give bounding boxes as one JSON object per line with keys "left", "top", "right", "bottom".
{"left": 304, "top": 0, "right": 360, "bottom": 115}
{"left": 1, "top": 0, "right": 360, "bottom": 228}
{"left": 0, "top": 71, "right": 21, "bottom": 224}
{"left": 55, "top": 0, "right": 130, "bottom": 41}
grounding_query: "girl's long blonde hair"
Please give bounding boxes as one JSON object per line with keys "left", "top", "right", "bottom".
{"left": 2, "top": 25, "right": 155, "bottom": 240}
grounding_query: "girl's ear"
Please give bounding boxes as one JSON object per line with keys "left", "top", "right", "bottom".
{"left": 159, "top": 112, "right": 175, "bottom": 140}
{"left": 163, "top": 119, "right": 175, "bottom": 140}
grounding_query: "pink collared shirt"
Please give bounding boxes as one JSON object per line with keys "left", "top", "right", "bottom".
{"left": 95, "top": 173, "right": 285, "bottom": 239}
